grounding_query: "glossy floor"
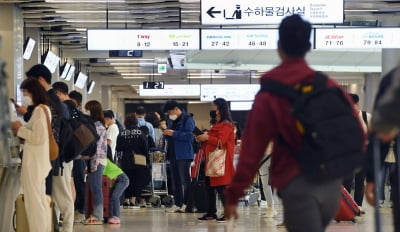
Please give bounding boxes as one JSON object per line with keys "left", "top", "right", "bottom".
{"left": 71, "top": 202, "right": 394, "bottom": 232}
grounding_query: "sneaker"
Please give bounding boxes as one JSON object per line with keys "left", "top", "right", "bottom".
{"left": 123, "top": 202, "right": 129, "bottom": 209}
{"left": 74, "top": 212, "right": 85, "bottom": 223}
{"left": 198, "top": 214, "right": 218, "bottom": 221}
{"left": 83, "top": 215, "right": 103, "bottom": 225}
{"left": 264, "top": 207, "right": 278, "bottom": 218}
{"left": 129, "top": 203, "right": 140, "bottom": 210}
{"left": 165, "top": 205, "right": 179, "bottom": 213}
{"left": 358, "top": 206, "right": 365, "bottom": 215}
{"left": 108, "top": 217, "right": 121, "bottom": 224}
{"left": 276, "top": 222, "right": 286, "bottom": 227}
{"left": 140, "top": 203, "right": 147, "bottom": 208}
{"left": 175, "top": 204, "right": 186, "bottom": 213}
{"left": 216, "top": 215, "right": 227, "bottom": 223}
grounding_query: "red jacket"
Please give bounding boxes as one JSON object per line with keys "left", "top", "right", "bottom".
{"left": 204, "top": 121, "right": 235, "bottom": 187}
{"left": 225, "top": 58, "right": 363, "bottom": 204}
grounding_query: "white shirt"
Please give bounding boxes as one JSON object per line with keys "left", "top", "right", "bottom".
{"left": 106, "top": 123, "right": 119, "bottom": 160}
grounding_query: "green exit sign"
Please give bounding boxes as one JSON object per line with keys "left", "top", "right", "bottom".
{"left": 158, "top": 64, "right": 167, "bottom": 73}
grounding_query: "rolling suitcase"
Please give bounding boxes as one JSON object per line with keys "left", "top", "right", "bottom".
{"left": 334, "top": 185, "right": 360, "bottom": 222}
{"left": 14, "top": 194, "right": 55, "bottom": 232}
{"left": 85, "top": 175, "right": 111, "bottom": 222}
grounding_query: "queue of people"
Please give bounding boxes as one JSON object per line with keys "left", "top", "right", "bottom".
{"left": 9, "top": 14, "right": 400, "bottom": 232}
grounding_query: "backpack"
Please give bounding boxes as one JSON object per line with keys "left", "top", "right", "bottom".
{"left": 259, "top": 72, "right": 365, "bottom": 181}
{"left": 62, "top": 104, "right": 100, "bottom": 162}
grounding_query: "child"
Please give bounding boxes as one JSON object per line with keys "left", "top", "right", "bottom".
{"left": 103, "top": 158, "right": 130, "bottom": 224}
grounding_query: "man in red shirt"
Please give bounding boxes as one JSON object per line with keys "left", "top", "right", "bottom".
{"left": 225, "top": 15, "right": 349, "bottom": 232}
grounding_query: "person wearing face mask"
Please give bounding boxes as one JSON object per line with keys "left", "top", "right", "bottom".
{"left": 162, "top": 100, "right": 195, "bottom": 213}
{"left": 11, "top": 78, "right": 52, "bottom": 232}
{"left": 195, "top": 98, "right": 235, "bottom": 222}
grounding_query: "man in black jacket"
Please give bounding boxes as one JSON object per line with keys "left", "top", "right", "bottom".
{"left": 365, "top": 67, "right": 400, "bottom": 232}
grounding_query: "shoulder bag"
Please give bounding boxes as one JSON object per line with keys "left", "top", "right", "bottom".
{"left": 206, "top": 140, "right": 226, "bottom": 177}
{"left": 40, "top": 104, "right": 59, "bottom": 161}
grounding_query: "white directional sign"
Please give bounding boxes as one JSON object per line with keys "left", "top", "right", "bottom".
{"left": 315, "top": 28, "right": 400, "bottom": 49}
{"left": 201, "top": 29, "right": 278, "bottom": 50}
{"left": 88, "top": 29, "right": 200, "bottom": 50}
{"left": 201, "top": 0, "right": 344, "bottom": 25}
{"left": 200, "top": 84, "right": 260, "bottom": 101}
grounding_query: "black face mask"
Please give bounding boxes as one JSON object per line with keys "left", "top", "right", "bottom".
{"left": 209, "top": 110, "right": 217, "bottom": 119}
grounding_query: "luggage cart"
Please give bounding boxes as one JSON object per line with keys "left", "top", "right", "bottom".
{"left": 146, "top": 151, "right": 174, "bottom": 207}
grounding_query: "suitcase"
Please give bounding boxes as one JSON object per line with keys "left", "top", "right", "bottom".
{"left": 14, "top": 194, "right": 55, "bottom": 232}
{"left": 334, "top": 185, "right": 360, "bottom": 222}
{"left": 85, "top": 175, "right": 111, "bottom": 222}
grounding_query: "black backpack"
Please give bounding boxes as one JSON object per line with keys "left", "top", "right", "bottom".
{"left": 259, "top": 72, "right": 365, "bottom": 181}
{"left": 62, "top": 104, "right": 100, "bottom": 162}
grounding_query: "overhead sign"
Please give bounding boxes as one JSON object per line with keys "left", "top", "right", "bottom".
{"left": 139, "top": 84, "right": 200, "bottom": 97}
{"left": 157, "top": 64, "right": 167, "bottom": 73}
{"left": 143, "top": 81, "right": 165, "bottom": 89}
{"left": 201, "top": 29, "right": 278, "bottom": 50}
{"left": 201, "top": 0, "right": 344, "bottom": 25}
{"left": 200, "top": 84, "right": 260, "bottom": 101}
{"left": 88, "top": 29, "right": 200, "bottom": 50}
{"left": 315, "top": 28, "right": 400, "bottom": 49}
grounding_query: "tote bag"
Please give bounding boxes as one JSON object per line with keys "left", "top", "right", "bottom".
{"left": 206, "top": 140, "right": 226, "bottom": 177}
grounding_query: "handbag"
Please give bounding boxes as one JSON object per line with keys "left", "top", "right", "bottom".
{"left": 206, "top": 140, "right": 226, "bottom": 177}
{"left": 40, "top": 105, "right": 59, "bottom": 161}
{"left": 133, "top": 153, "right": 147, "bottom": 166}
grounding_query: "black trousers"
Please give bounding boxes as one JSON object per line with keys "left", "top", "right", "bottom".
{"left": 343, "top": 170, "right": 366, "bottom": 206}
{"left": 124, "top": 166, "right": 150, "bottom": 203}
{"left": 205, "top": 177, "right": 226, "bottom": 215}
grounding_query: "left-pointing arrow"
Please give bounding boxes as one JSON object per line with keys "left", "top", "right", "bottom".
{"left": 207, "top": 7, "right": 221, "bottom": 18}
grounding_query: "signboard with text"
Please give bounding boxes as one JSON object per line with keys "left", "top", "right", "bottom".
{"left": 315, "top": 28, "right": 400, "bottom": 49}
{"left": 88, "top": 29, "right": 200, "bottom": 50}
{"left": 201, "top": 29, "right": 278, "bottom": 50}
{"left": 201, "top": 0, "right": 344, "bottom": 25}
{"left": 200, "top": 84, "right": 260, "bottom": 101}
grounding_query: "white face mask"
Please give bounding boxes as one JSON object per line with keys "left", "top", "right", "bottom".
{"left": 22, "top": 95, "right": 33, "bottom": 106}
{"left": 169, "top": 114, "right": 178, "bottom": 121}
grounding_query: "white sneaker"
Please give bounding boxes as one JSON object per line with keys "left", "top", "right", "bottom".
{"left": 264, "top": 207, "right": 278, "bottom": 218}
{"left": 176, "top": 204, "right": 186, "bottom": 213}
{"left": 165, "top": 205, "right": 179, "bottom": 213}
{"left": 74, "top": 212, "right": 85, "bottom": 223}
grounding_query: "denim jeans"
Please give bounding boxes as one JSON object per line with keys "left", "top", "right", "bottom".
{"left": 87, "top": 164, "right": 104, "bottom": 220}
{"left": 169, "top": 159, "right": 192, "bottom": 207}
{"left": 73, "top": 159, "right": 86, "bottom": 213}
{"left": 110, "top": 173, "right": 129, "bottom": 218}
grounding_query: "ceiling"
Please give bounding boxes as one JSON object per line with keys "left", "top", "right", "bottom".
{"left": 3, "top": 0, "right": 400, "bottom": 87}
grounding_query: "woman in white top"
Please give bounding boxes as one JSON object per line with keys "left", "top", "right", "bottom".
{"left": 11, "top": 78, "right": 52, "bottom": 232}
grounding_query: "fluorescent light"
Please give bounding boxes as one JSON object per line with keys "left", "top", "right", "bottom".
{"left": 66, "top": 19, "right": 136, "bottom": 23}
{"left": 106, "top": 58, "right": 154, "bottom": 62}
{"left": 56, "top": 10, "right": 129, "bottom": 14}
{"left": 345, "top": 9, "right": 379, "bottom": 12}
{"left": 47, "top": 0, "right": 124, "bottom": 2}
{"left": 109, "top": 62, "right": 155, "bottom": 66}
{"left": 76, "top": 28, "right": 87, "bottom": 31}
{"left": 121, "top": 76, "right": 146, "bottom": 79}
{"left": 121, "top": 73, "right": 161, "bottom": 76}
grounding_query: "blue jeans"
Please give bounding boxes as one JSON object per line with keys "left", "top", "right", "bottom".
{"left": 110, "top": 173, "right": 129, "bottom": 218}
{"left": 169, "top": 159, "right": 192, "bottom": 207}
{"left": 87, "top": 164, "right": 104, "bottom": 220}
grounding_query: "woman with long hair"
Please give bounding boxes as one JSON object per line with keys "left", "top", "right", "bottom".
{"left": 196, "top": 98, "right": 235, "bottom": 222}
{"left": 83, "top": 100, "right": 107, "bottom": 224}
{"left": 117, "top": 113, "right": 151, "bottom": 209}
{"left": 11, "top": 78, "right": 52, "bottom": 232}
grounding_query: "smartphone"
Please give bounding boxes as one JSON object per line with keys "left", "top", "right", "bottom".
{"left": 192, "top": 127, "right": 203, "bottom": 136}
{"left": 10, "top": 98, "right": 19, "bottom": 108}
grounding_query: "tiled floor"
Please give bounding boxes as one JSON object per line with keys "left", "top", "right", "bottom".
{"left": 72, "top": 203, "right": 395, "bottom": 232}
